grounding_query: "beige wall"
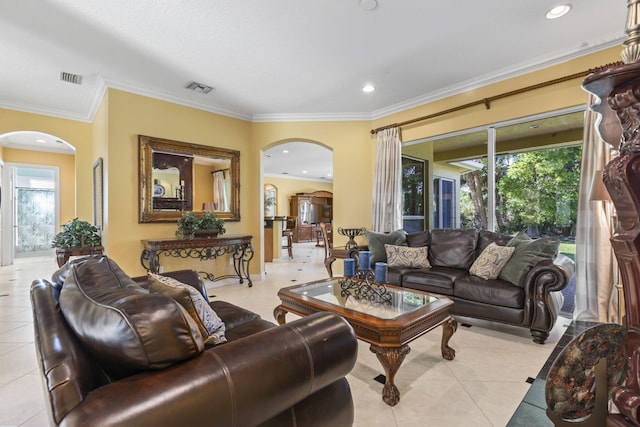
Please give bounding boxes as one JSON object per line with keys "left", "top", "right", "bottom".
{"left": 0, "top": 46, "right": 623, "bottom": 277}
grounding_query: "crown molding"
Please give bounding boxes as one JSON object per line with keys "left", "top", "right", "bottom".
{"left": 370, "top": 35, "right": 626, "bottom": 120}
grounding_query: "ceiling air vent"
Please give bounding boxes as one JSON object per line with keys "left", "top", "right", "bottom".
{"left": 60, "top": 71, "right": 82, "bottom": 85}
{"left": 185, "top": 81, "right": 213, "bottom": 94}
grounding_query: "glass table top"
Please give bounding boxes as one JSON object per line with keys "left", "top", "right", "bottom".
{"left": 289, "top": 278, "right": 439, "bottom": 320}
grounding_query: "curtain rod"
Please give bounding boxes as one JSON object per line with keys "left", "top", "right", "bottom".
{"left": 369, "top": 70, "right": 591, "bottom": 135}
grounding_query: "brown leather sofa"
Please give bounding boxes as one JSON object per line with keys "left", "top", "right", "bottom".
{"left": 363, "top": 229, "right": 574, "bottom": 344}
{"left": 31, "top": 255, "right": 358, "bottom": 427}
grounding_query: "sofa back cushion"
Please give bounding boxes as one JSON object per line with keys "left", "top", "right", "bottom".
{"left": 476, "top": 230, "right": 512, "bottom": 257}
{"left": 428, "top": 229, "right": 478, "bottom": 269}
{"left": 59, "top": 256, "right": 205, "bottom": 379}
{"left": 406, "top": 230, "right": 430, "bottom": 247}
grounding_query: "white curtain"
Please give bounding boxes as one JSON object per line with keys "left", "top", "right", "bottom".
{"left": 212, "top": 171, "right": 228, "bottom": 211}
{"left": 372, "top": 128, "right": 403, "bottom": 232}
{"left": 574, "top": 94, "right": 618, "bottom": 323}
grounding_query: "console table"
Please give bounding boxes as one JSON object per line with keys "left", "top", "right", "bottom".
{"left": 140, "top": 235, "right": 253, "bottom": 286}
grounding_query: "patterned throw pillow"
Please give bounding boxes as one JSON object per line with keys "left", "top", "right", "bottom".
{"left": 148, "top": 273, "right": 227, "bottom": 346}
{"left": 385, "top": 244, "right": 431, "bottom": 269}
{"left": 469, "top": 243, "right": 516, "bottom": 280}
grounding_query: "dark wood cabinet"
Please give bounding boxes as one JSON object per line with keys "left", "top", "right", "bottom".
{"left": 289, "top": 191, "right": 332, "bottom": 243}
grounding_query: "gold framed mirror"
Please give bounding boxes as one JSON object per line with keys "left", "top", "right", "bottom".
{"left": 138, "top": 135, "right": 240, "bottom": 223}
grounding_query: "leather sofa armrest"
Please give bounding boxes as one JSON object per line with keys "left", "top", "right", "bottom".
{"left": 58, "top": 312, "right": 357, "bottom": 427}
{"left": 524, "top": 256, "right": 574, "bottom": 343}
{"left": 131, "top": 269, "right": 208, "bottom": 299}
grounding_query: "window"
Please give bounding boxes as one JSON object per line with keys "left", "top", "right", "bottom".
{"left": 402, "top": 156, "right": 426, "bottom": 232}
{"left": 433, "top": 177, "right": 455, "bottom": 229}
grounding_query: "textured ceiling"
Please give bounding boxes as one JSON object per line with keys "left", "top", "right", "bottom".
{"left": 0, "top": 0, "right": 626, "bottom": 122}
{"left": 0, "top": 1, "right": 628, "bottom": 178}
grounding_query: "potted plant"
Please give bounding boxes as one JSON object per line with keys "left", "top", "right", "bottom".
{"left": 51, "top": 218, "right": 102, "bottom": 248}
{"left": 194, "top": 211, "right": 226, "bottom": 237}
{"left": 175, "top": 212, "right": 200, "bottom": 240}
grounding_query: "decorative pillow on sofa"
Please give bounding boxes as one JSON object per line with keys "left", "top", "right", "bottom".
{"left": 498, "top": 232, "right": 560, "bottom": 286}
{"left": 385, "top": 245, "right": 431, "bottom": 269}
{"left": 149, "top": 273, "right": 226, "bottom": 346}
{"left": 59, "top": 256, "right": 205, "bottom": 379}
{"left": 364, "top": 229, "right": 407, "bottom": 265}
{"left": 469, "top": 243, "right": 515, "bottom": 280}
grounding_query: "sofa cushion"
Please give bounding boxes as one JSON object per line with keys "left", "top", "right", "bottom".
{"left": 454, "top": 276, "right": 525, "bottom": 309}
{"left": 428, "top": 229, "right": 478, "bottom": 269}
{"left": 402, "top": 266, "right": 468, "bottom": 295}
{"left": 59, "top": 256, "right": 205, "bottom": 379}
{"left": 469, "top": 243, "right": 515, "bottom": 280}
{"left": 364, "top": 229, "right": 407, "bottom": 265}
{"left": 476, "top": 230, "right": 513, "bottom": 257}
{"left": 499, "top": 232, "right": 560, "bottom": 286}
{"left": 406, "top": 230, "right": 430, "bottom": 247}
{"left": 385, "top": 244, "right": 431, "bottom": 268}
{"left": 148, "top": 273, "right": 226, "bottom": 346}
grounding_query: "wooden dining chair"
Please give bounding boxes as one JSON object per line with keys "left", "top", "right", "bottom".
{"left": 320, "top": 223, "right": 353, "bottom": 277}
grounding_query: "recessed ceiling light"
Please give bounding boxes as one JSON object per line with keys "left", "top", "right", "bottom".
{"left": 35, "top": 139, "right": 46, "bottom": 143}
{"left": 282, "top": 150, "right": 289, "bottom": 153}
{"left": 546, "top": 4, "right": 571, "bottom": 19}
{"left": 360, "top": 0, "right": 378, "bottom": 11}
{"left": 302, "top": 170, "right": 308, "bottom": 174}
{"left": 362, "top": 84, "right": 375, "bottom": 93}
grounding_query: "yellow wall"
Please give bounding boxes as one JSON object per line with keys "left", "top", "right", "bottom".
{"left": 264, "top": 176, "right": 333, "bottom": 217}
{"left": 2, "top": 148, "right": 76, "bottom": 224}
{"left": 104, "top": 89, "right": 252, "bottom": 274}
{"left": 375, "top": 47, "right": 621, "bottom": 144}
{"left": 0, "top": 109, "right": 94, "bottom": 220}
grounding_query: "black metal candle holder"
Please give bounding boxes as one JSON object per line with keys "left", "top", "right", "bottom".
{"left": 339, "top": 269, "right": 392, "bottom": 305}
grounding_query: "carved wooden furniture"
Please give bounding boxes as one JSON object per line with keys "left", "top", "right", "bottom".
{"left": 151, "top": 151, "right": 193, "bottom": 211}
{"left": 289, "top": 191, "right": 332, "bottom": 242}
{"left": 583, "top": 21, "right": 640, "bottom": 424}
{"left": 274, "top": 277, "right": 457, "bottom": 406}
{"left": 140, "top": 235, "right": 253, "bottom": 286}
{"left": 320, "top": 223, "right": 359, "bottom": 277}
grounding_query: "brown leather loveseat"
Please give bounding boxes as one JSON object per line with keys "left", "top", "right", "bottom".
{"left": 362, "top": 228, "right": 574, "bottom": 344}
{"left": 31, "top": 255, "right": 358, "bottom": 427}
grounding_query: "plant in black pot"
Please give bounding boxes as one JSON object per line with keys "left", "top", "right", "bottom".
{"left": 51, "top": 218, "right": 102, "bottom": 248}
{"left": 195, "top": 211, "right": 226, "bottom": 238}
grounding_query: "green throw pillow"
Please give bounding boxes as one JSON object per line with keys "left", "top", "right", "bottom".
{"left": 364, "top": 229, "right": 407, "bottom": 265}
{"left": 498, "top": 232, "right": 559, "bottom": 286}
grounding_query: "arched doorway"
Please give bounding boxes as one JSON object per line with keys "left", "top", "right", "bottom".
{"left": 0, "top": 131, "right": 75, "bottom": 265}
{"left": 262, "top": 141, "right": 333, "bottom": 268}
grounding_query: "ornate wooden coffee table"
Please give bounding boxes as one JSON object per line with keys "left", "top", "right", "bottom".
{"left": 274, "top": 278, "right": 457, "bottom": 406}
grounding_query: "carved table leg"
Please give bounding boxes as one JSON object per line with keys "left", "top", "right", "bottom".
{"left": 441, "top": 317, "right": 457, "bottom": 361}
{"left": 273, "top": 306, "right": 287, "bottom": 325}
{"left": 370, "top": 344, "right": 411, "bottom": 406}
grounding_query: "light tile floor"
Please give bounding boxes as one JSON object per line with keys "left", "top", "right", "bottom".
{"left": 0, "top": 243, "right": 568, "bottom": 427}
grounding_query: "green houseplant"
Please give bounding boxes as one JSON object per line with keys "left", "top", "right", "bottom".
{"left": 175, "top": 212, "right": 201, "bottom": 239}
{"left": 196, "top": 211, "right": 226, "bottom": 237}
{"left": 51, "top": 218, "right": 102, "bottom": 248}
{"left": 176, "top": 211, "right": 226, "bottom": 239}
